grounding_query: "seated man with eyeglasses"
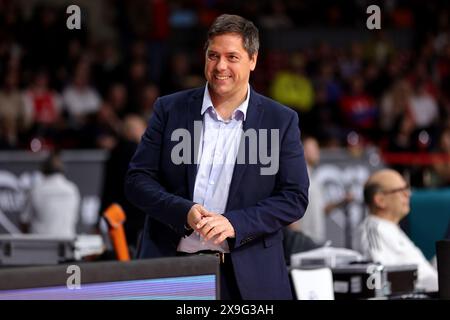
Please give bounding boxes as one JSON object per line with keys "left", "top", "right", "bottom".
{"left": 353, "top": 169, "right": 438, "bottom": 292}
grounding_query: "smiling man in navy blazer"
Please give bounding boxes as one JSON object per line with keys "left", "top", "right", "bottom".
{"left": 125, "top": 14, "right": 309, "bottom": 300}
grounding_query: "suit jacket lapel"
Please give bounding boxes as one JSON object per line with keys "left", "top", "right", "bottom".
{"left": 226, "top": 87, "right": 263, "bottom": 211}
{"left": 186, "top": 88, "right": 204, "bottom": 200}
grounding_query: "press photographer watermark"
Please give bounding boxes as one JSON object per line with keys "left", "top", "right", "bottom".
{"left": 170, "top": 121, "right": 280, "bottom": 175}
{"left": 66, "top": 265, "right": 81, "bottom": 289}
{"left": 366, "top": 264, "right": 384, "bottom": 291}
{"left": 66, "top": 5, "right": 81, "bottom": 30}
{"left": 366, "top": 5, "right": 381, "bottom": 30}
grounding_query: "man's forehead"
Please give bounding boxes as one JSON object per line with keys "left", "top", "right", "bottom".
{"left": 370, "top": 170, "right": 405, "bottom": 187}
{"left": 208, "top": 33, "right": 244, "bottom": 47}
{"left": 207, "top": 47, "right": 243, "bottom": 55}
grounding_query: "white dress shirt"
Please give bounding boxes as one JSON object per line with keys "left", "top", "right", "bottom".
{"left": 22, "top": 173, "right": 80, "bottom": 238}
{"left": 177, "top": 85, "right": 250, "bottom": 253}
{"left": 353, "top": 214, "right": 438, "bottom": 292}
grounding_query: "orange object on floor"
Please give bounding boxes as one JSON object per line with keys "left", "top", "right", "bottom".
{"left": 103, "top": 203, "right": 130, "bottom": 261}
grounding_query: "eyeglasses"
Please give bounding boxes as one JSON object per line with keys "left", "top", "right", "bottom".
{"left": 380, "top": 185, "right": 411, "bottom": 195}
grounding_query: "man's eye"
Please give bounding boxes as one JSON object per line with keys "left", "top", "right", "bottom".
{"left": 229, "top": 56, "right": 239, "bottom": 61}
{"left": 208, "top": 54, "right": 218, "bottom": 60}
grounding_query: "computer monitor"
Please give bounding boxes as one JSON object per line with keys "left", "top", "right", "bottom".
{"left": 436, "top": 240, "right": 450, "bottom": 299}
{"left": 0, "top": 255, "right": 219, "bottom": 300}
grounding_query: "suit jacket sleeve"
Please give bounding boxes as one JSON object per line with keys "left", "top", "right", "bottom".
{"left": 223, "top": 112, "right": 309, "bottom": 249}
{"left": 125, "top": 98, "right": 195, "bottom": 237}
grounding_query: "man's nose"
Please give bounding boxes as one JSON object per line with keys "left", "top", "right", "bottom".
{"left": 215, "top": 57, "right": 227, "bottom": 71}
{"left": 404, "top": 188, "right": 411, "bottom": 197}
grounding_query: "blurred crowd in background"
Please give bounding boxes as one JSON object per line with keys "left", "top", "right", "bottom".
{"left": 1, "top": 0, "right": 450, "bottom": 188}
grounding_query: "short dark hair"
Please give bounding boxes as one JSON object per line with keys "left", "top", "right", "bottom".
{"left": 205, "top": 14, "right": 259, "bottom": 57}
{"left": 363, "top": 181, "right": 382, "bottom": 208}
{"left": 41, "top": 152, "right": 64, "bottom": 175}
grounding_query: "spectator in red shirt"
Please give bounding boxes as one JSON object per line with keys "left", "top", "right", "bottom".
{"left": 23, "top": 70, "right": 62, "bottom": 126}
{"left": 22, "top": 70, "right": 63, "bottom": 149}
{"left": 340, "top": 75, "right": 378, "bottom": 138}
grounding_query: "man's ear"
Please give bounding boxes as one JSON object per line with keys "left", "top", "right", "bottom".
{"left": 373, "top": 193, "right": 385, "bottom": 209}
{"left": 250, "top": 52, "right": 258, "bottom": 71}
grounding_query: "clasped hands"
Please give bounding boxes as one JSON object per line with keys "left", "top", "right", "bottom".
{"left": 187, "top": 204, "right": 235, "bottom": 245}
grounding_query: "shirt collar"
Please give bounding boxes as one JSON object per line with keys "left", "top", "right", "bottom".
{"left": 368, "top": 214, "right": 398, "bottom": 228}
{"left": 201, "top": 83, "right": 250, "bottom": 121}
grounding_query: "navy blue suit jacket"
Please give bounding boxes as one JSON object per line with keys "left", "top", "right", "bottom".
{"left": 125, "top": 86, "right": 309, "bottom": 299}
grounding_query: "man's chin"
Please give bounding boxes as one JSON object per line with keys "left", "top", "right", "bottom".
{"left": 210, "top": 87, "right": 231, "bottom": 97}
